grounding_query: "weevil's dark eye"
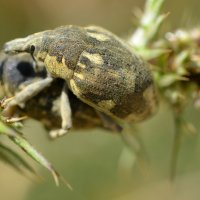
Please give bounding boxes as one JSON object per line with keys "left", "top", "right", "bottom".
{"left": 30, "top": 45, "right": 36, "bottom": 61}
{"left": 30, "top": 45, "right": 35, "bottom": 54}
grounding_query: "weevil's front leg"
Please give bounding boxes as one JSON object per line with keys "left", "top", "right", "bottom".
{"left": 96, "top": 111, "right": 123, "bottom": 133}
{"left": 49, "top": 84, "right": 72, "bottom": 138}
{"left": 2, "top": 77, "right": 53, "bottom": 117}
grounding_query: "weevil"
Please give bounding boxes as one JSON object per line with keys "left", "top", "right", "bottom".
{"left": 3, "top": 25, "right": 158, "bottom": 136}
{"left": 0, "top": 53, "right": 122, "bottom": 137}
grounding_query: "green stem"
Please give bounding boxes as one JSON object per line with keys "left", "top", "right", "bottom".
{"left": 170, "top": 111, "right": 183, "bottom": 181}
{"left": 129, "top": 0, "right": 165, "bottom": 49}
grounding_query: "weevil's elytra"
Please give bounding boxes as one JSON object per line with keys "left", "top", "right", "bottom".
{"left": 4, "top": 25, "right": 158, "bottom": 123}
{"left": 86, "top": 32, "right": 110, "bottom": 42}
{"left": 80, "top": 51, "right": 104, "bottom": 66}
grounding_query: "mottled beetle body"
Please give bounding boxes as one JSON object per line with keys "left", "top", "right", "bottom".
{"left": 4, "top": 25, "right": 157, "bottom": 125}
{"left": 0, "top": 53, "right": 122, "bottom": 137}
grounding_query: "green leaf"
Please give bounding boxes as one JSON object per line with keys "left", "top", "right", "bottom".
{"left": 0, "top": 118, "right": 72, "bottom": 189}
{"left": 0, "top": 148, "right": 24, "bottom": 174}
{"left": 158, "top": 74, "right": 188, "bottom": 88}
{"left": 0, "top": 142, "right": 35, "bottom": 174}
{"left": 129, "top": 0, "right": 166, "bottom": 48}
{"left": 136, "top": 48, "right": 169, "bottom": 60}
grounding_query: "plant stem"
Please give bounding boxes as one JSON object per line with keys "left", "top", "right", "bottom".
{"left": 129, "top": 0, "right": 165, "bottom": 49}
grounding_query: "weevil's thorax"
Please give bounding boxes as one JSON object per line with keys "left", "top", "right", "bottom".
{"left": 39, "top": 26, "right": 90, "bottom": 80}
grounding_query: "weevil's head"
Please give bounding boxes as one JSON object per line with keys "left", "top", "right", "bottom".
{"left": 3, "top": 30, "right": 52, "bottom": 62}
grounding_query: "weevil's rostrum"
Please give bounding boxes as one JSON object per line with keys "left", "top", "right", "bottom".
{"left": 4, "top": 25, "right": 157, "bottom": 123}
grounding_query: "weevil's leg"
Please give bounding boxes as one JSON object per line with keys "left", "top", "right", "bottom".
{"left": 95, "top": 111, "right": 123, "bottom": 133}
{"left": 49, "top": 84, "right": 72, "bottom": 138}
{"left": 2, "top": 77, "right": 53, "bottom": 117}
{"left": 119, "top": 124, "right": 151, "bottom": 178}
{"left": 5, "top": 115, "right": 28, "bottom": 123}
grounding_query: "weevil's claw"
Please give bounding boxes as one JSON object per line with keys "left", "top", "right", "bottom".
{"left": 0, "top": 97, "right": 7, "bottom": 108}
{"left": 5, "top": 115, "right": 28, "bottom": 123}
{"left": 1, "top": 97, "right": 18, "bottom": 118}
{"left": 49, "top": 129, "right": 69, "bottom": 139}
{"left": 1, "top": 97, "right": 14, "bottom": 108}
{"left": 2, "top": 105, "right": 17, "bottom": 118}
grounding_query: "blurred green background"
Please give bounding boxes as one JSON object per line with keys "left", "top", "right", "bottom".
{"left": 1, "top": 0, "right": 200, "bottom": 200}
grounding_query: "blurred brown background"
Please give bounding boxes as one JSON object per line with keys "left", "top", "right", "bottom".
{"left": 1, "top": 0, "right": 200, "bottom": 200}
{"left": 1, "top": 0, "right": 200, "bottom": 45}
